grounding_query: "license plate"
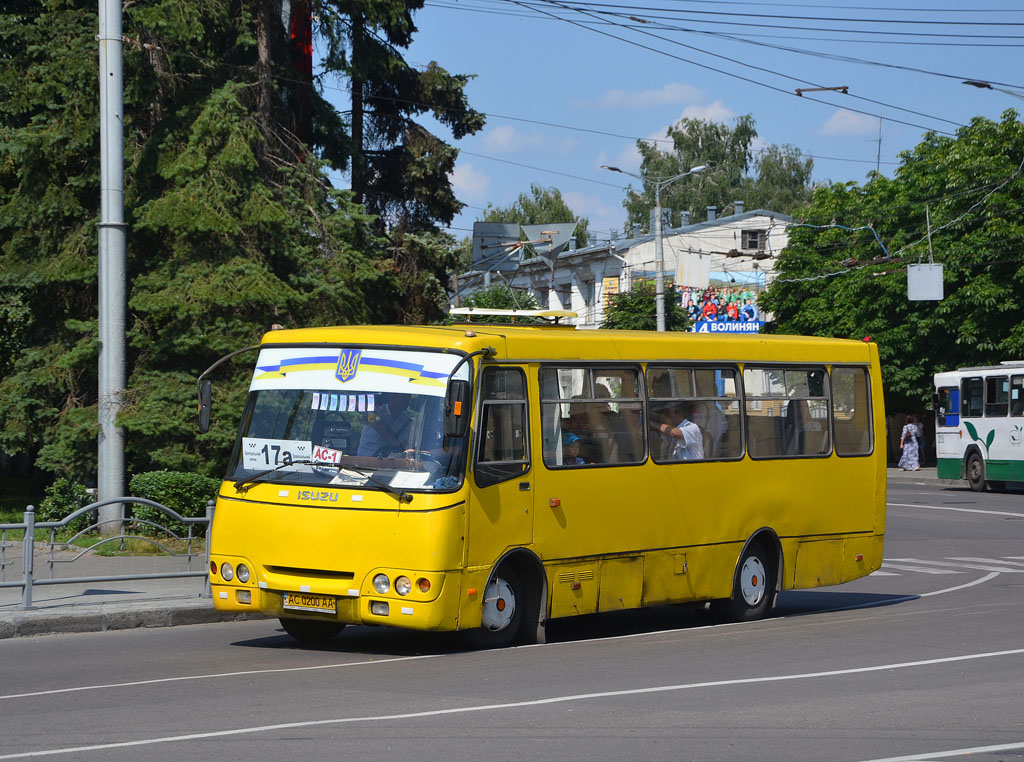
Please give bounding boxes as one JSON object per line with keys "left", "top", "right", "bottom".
{"left": 283, "top": 592, "right": 337, "bottom": 614}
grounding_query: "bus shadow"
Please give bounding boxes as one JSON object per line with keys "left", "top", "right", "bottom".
{"left": 774, "top": 589, "right": 917, "bottom": 617}
{"left": 230, "top": 591, "right": 916, "bottom": 654}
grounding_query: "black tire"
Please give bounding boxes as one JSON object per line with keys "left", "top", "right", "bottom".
{"left": 465, "top": 566, "right": 525, "bottom": 650}
{"left": 279, "top": 617, "right": 345, "bottom": 644}
{"left": 713, "top": 541, "right": 774, "bottom": 623}
{"left": 966, "top": 452, "right": 988, "bottom": 492}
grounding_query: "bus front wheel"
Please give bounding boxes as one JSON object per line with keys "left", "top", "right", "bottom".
{"left": 713, "top": 541, "right": 773, "bottom": 623}
{"left": 466, "top": 567, "right": 524, "bottom": 649}
{"left": 966, "top": 453, "right": 988, "bottom": 492}
{"left": 279, "top": 617, "right": 345, "bottom": 644}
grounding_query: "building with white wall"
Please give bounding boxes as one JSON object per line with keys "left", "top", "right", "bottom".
{"left": 455, "top": 205, "right": 791, "bottom": 329}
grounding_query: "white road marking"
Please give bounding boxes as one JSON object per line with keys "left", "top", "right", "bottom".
{"left": 887, "top": 502, "right": 1024, "bottom": 518}
{"left": 918, "top": 572, "right": 999, "bottom": 598}
{"left": 949, "top": 556, "right": 1024, "bottom": 568}
{"left": 889, "top": 557, "right": 1024, "bottom": 573}
{"left": 870, "top": 570, "right": 899, "bottom": 576}
{"left": 1, "top": 649, "right": 1022, "bottom": 759}
{"left": 0, "top": 653, "right": 443, "bottom": 701}
{"left": 881, "top": 562, "right": 959, "bottom": 575}
{"left": 855, "top": 740, "right": 1024, "bottom": 762}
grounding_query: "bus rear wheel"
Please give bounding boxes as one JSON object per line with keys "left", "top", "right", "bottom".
{"left": 713, "top": 541, "right": 773, "bottom": 623}
{"left": 966, "top": 452, "right": 988, "bottom": 492}
{"left": 465, "top": 566, "right": 524, "bottom": 649}
{"left": 279, "top": 617, "right": 345, "bottom": 644}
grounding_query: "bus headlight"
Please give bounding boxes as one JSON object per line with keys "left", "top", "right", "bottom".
{"left": 236, "top": 564, "right": 250, "bottom": 583}
{"left": 395, "top": 576, "right": 412, "bottom": 596}
{"left": 220, "top": 562, "right": 234, "bottom": 581}
{"left": 372, "top": 574, "right": 390, "bottom": 594}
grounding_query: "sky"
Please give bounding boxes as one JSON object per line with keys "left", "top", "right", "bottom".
{"left": 364, "top": 0, "right": 1024, "bottom": 247}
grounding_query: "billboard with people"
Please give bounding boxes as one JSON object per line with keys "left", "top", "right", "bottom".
{"left": 676, "top": 270, "right": 764, "bottom": 333}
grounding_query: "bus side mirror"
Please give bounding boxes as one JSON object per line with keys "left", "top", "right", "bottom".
{"left": 444, "top": 380, "right": 471, "bottom": 438}
{"left": 198, "top": 379, "right": 212, "bottom": 433}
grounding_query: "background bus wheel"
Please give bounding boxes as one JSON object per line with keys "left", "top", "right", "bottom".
{"left": 713, "top": 542, "right": 773, "bottom": 623}
{"left": 279, "top": 617, "right": 345, "bottom": 644}
{"left": 966, "top": 453, "right": 988, "bottom": 492}
{"left": 466, "top": 567, "right": 524, "bottom": 649}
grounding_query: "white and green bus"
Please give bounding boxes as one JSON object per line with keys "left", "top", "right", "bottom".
{"left": 934, "top": 362, "right": 1024, "bottom": 491}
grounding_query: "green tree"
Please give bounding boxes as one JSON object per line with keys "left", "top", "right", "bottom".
{"left": 624, "top": 115, "right": 812, "bottom": 231}
{"left": 760, "top": 110, "right": 1024, "bottom": 412}
{"left": 456, "top": 284, "right": 541, "bottom": 323}
{"left": 478, "top": 184, "right": 589, "bottom": 248}
{"left": 315, "top": 0, "right": 485, "bottom": 323}
{"left": 601, "top": 281, "right": 691, "bottom": 331}
{"left": 1, "top": 0, "right": 473, "bottom": 483}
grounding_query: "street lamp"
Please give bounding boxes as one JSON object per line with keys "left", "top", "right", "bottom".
{"left": 602, "top": 164, "right": 706, "bottom": 331}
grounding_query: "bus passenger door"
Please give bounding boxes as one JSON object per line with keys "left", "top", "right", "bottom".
{"left": 466, "top": 366, "right": 533, "bottom": 569}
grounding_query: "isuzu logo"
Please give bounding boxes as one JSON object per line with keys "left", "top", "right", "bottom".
{"left": 298, "top": 490, "right": 339, "bottom": 502}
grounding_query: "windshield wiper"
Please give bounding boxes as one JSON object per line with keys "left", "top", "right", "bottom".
{"left": 233, "top": 460, "right": 412, "bottom": 503}
{"left": 233, "top": 459, "right": 320, "bottom": 492}
{"left": 338, "top": 468, "right": 413, "bottom": 503}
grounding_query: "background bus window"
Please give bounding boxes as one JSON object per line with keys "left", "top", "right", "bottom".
{"left": 1012, "top": 376, "right": 1024, "bottom": 417}
{"left": 961, "top": 377, "right": 983, "bottom": 418}
{"left": 540, "top": 366, "right": 644, "bottom": 466}
{"left": 935, "top": 386, "right": 959, "bottom": 427}
{"left": 832, "top": 366, "right": 873, "bottom": 456}
{"left": 647, "top": 366, "right": 741, "bottom": 462}
{"left": 984, "top": 376, "right": 1009, "bottom": 417}
{"left": 475, "top": 367, "right": 529, "bottom": 487}
{"left": 744, "top": 367, "right": 831, "bottom": 458}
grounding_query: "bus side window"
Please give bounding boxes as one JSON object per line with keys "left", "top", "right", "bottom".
{"left": 744, "top": 367, "right": 830, "bottom": 458}
{"left": 1012, "top": 376, "right": 1024, "bottom": 417}
{"left": 961, "top": 377, "right": 983, "bottom": 418}
{"left": 984, "top": 375, "right": 1009, "bottom": 417}
{"left": 832, "top": 366, "right": 872, "bottom": 456}
{"left": 475, "top": 367, "right": 529, "bottom": 488}
{"left": 539, "top": 367, "right": 644, "bottom": 467}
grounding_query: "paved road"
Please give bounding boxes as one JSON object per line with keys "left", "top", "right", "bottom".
{"left": 1, "top": 478, "right": 1022, "bottom": 761}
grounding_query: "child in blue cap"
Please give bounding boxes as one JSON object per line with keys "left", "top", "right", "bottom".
{"left": 562, "top": 431, "right": 586, "bottom": 465}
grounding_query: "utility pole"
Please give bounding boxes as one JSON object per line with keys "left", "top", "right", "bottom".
{"left": 601, "top": 164, "right": 706, "bottom": 331}
{"left": 97, "top": 0, "right": 126, "bottom": 530}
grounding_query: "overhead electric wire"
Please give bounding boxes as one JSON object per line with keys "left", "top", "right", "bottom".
{"left": 496, "top": 0, "right": 1024, "bottom": 27}
{"left": 505, "top": 0, "right": 959, "bottom": 134}
{"left": 426, "top": 1, "right": 1024, "bottom": 46}
{"left": 490, "top": 0, "right": 1024, "bottom": 39}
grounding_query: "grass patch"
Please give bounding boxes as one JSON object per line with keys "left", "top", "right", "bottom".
{"left": 0, "top": 527, "right": 205, "bottom": 556}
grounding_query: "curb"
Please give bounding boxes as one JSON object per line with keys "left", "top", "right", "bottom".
{"left": 0, "top": 602, "right": 270, "bottom": 640}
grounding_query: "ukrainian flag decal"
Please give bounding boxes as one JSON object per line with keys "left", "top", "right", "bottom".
{"left": 336, "top": 349, "right": 362, "bottom": 383}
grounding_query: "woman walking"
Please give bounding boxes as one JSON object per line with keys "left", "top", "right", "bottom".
{"left": 898, "top": 414, "right": 920, "bottom": 471}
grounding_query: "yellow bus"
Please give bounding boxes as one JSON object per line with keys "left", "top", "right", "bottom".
{"left": 205, "top": 314, "right": 885, "bottom": 646}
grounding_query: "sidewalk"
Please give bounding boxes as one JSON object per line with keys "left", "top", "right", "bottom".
{"left": 886, "top": 465, "right": 960, "bottom": 486}
{"left": 0, "top": 469, "right": 956, "bottom": 640}
{"left": 0, "top": 550, "right": 267, "bottom": 640}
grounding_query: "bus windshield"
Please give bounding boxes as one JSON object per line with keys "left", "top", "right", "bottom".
{"left": 227, "top": 346, "right": 470, "bottom": 493}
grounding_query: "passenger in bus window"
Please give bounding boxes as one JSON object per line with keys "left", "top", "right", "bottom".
{"left": 651, "top": 402, "right": 705, "bottom": 461}
{"left": 562, "top": 432, "right": 587, "bottom": 465}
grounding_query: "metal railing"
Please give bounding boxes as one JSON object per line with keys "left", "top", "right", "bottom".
{"left": 0, "top": 497, "right": 213, "bottom": 610}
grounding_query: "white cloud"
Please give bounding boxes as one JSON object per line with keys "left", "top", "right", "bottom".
{"left": 479, "top": 125, "right": 546, "bottom": 153}
{"left": 450, "top": 163, "right": 490, "bottom": 201}
{"left": 821, "top": 109, "right": 879, "bottom": 136}
{"left": 590, "top": 82, "right": 704, "bottom": 109}
{"left": 677, "top": 100, "right": 736, "bottom": 123}
{"left": 563, "top": 191, "right": 617, "bottom": 221}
